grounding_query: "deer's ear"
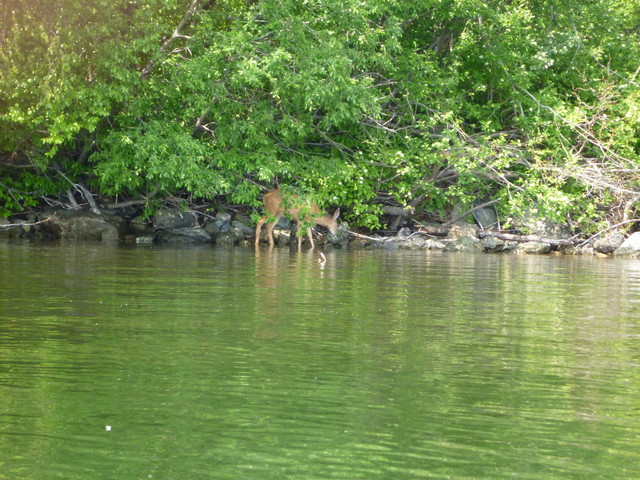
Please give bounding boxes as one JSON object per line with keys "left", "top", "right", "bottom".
{"left": 332, "top": 209, "right": 340, "bottom": 220}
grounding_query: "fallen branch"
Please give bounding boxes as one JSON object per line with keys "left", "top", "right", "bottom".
{"left": 577, "top": 219, "right": 640, "bottom": 247}
{"left": 56, "top": 170, "right": 101, "bottom": 214}
{"left": 478, "top": 231, "right": 576, "bottom": 246}
{"left": 105, "top": 199, "right": 148, "bottom": 209}
{"left": 348, "top": 230, "right": 385, "bottom": 242}
{"left": 416, "top": 224, "right": 451, "bottom": 236}
{"left": 0, "top": 218, "right": 50, "bottom": 229}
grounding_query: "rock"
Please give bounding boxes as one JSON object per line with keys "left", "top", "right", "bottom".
{"left": 519, "top": 208, "right": 571, "bottom": 239}
{"left": 327, "top": 225, "right": 350, "bottom": 248}
{"left": 400, "top": 235, "right": 426, "bottom": 249}
{"left": 205, "top": 218, "right": 230, "bottom": 236}
{"left": 234, "top": 213, "right": 252, "bottom": 225}
{"left": 348, "top": 237, "right": 370, "bottom": 249}
{"left": 153, "top": 209, "right": 197, "bottom": 230}
{"left": 472, "top": 203, "right": 499, "bottom": 229}
{"left": 580, "top": 244, "right": 595, "bottom": 255}
{"left": 397, "top": 227, "right": 412, "bottom": 238}
{"left": 229, "top": 225, "right": 249, "bottom": 242}
{"left": 447, "top": 224, "right": 477, "bottom": 239}
{"left": 44, "top": 211, "right": 124, "bottom": 241}
{"left": 135, "top": 235, "right": 155, "bottom": 245}
{"left": 613, "top": 232, "right": 640, "bottom": 256}
{"left": 215, "top": 211, "right": 232, "bottom": 223}
{"left": 272, "top": 228, "right": 292, "bottom": 245}
{"left": 424, "top": 239, "right": 447, "bottom": 250}
{"left": 130, "top": 215, "right": 153, "bottom": 234}
{"left": 214, "top": 231, "right": 238, "bottom": 245}
{"left": 564, "top": 244, "right": 595, "bottom": 255}
{"left": 204, "top": 211, "right": 233, "bottom": 236}
{"left": 383, "top": 240, "right": 400, "bottom": 251}
{"left": 0, "top": 217, "right": 18, "bottom": 238}
{"left": 479, "top": 236, "right": 520, "bottom": 253}
{"left": 156, "top": 227, "right": 212, "bottom": 244}
{"left": 445, "top": 237, "right": 481, "bottom": 252}
{"left": 593, "top": 231, "right": 625, "bottom": 254}
{"left": 231, "top": 220, "right": 254, "bottom": 236}
{"left": 275, "top": 217, "right": 292, "bottom": 230}
{"left": 445, "top": 224, "right": 481, "bottom": 251}
{"left": 516, "top": 241, "right": 552, "bottom": 254}
{"left": 481, "top": 236, "right": 506, "bottom": 253}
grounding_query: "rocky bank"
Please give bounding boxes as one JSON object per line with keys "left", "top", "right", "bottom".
{"left": 1, "top": 208, "right": 640, "bottom": 257}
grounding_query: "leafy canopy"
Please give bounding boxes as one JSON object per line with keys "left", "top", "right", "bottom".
{"left": 1, "top": 0, "right": 639, "bottom": 232}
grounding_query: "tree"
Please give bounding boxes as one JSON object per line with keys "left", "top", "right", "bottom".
{"left": 2, "top": 0, "right": 639, "bottom": 233}
{"left": 0, "top": 0, "right": 208, "bottom": 213}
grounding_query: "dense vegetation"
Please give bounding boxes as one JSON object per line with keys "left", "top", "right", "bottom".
{"left": 2, "top": 0, "right": 640, "bottom": 233}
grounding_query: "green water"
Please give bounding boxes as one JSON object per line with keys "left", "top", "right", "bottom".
{"left": 1, "top": 241, "right": 639, "bottom": 479}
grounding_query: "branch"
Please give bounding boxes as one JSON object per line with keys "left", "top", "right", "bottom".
{"left": 517, "top": 85, "right": 631, "bottom": 165}
{"left": 442, "top": 199, "right": 500, "bottom": 227}
{"left": 0, "top": 218, "right": 51, "bottom": 229}
{"left": 577, "top": 219, "right": 640, "bottom": 247}
{"left": 140, "top": 0, "right": 200, "bottom": 78}
{"left": 105, "top": 182, "right": 162, "bottom": 209}
{"left": 56, "top": 170, "right": 101, "bottom": 214}
{"left": 478, "top": 231, "right": 576, "bottom": 247}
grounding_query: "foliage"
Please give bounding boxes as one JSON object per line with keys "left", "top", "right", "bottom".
{"left": 2, "top": 0, "right": 640, "bottom": 234}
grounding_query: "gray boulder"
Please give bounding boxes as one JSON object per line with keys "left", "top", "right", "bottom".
{"left": 214, "top": 231, "right": 238, "bottom": 245}
{"left": 445, "top": 224, "right": 481, "bottom": 251}
{"left": 44, "top": 211, "right": 124, "bottom": 241}
{"left": 231, "top": 220, "right": 254, "bottom": 236}
{"left": 613, "top": 232, "right": 640, "bottom": 257}
{"left": 153, "top": 209, "right": 197, "bottom": 230}
{"left": 156, "top": 227, "right": 212, "bottom": 244}
{"left": 327, "top": 225, "right": 351, "bottom": 248}
{"left": 593, "top": 231, "right": 625, "bottom": 254}
{"left": 519, "top": 208, "right": 571, "bottom": 239}
{"left": 516, "top": 241, "right": 552, "bottom": 254}
{"left": 130, "top": 215, "right": 153, "bottom": 234}
{"left": 481, "top": 236, "right": 506, "bottom": 253}
{"left": 400, "top": 235, "right": 426, "bottom": 249}
{"left": 424, "top": 239, "right": 447, "bottom": 250}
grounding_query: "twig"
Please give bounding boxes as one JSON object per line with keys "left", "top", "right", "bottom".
{"left": 0, "top": 218, "right": 51, "bottom": 229}
{"left": 577, "top": 219, "right": 640, "bottom": 247}
{"left": 348, "top": 230, "right": 385, "bottom": 242}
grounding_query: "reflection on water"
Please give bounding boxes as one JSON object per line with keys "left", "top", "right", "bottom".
{"left": 1, "top": 240, "right": 639, "bottom": 479}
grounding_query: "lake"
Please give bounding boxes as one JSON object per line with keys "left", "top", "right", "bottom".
{"left": 1, "top": 240, "right": 639, "bottom": 479}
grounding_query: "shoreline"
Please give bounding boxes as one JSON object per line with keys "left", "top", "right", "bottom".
{"left": 2, "top": 207, "right": 640, "bottom": 258}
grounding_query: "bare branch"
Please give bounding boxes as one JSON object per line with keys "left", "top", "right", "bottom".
{"left": 577, "top": 219, "right": 640, "bottom": 247}
{"left": 0, "top": 218, "right": 51, "bottom": 229}
{"left": 140, "top": 0, "right": 200, "bottom": 78}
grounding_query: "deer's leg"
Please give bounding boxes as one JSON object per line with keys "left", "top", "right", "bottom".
{"left": 307, "top": 227, "right": 315, "bottom": 249}
{"left": 293, "top": 220, "right": 302, "bottom": 250}
{"left": 255, "top": 216, "right": 267, "bottom": 246}
{"left": 266, "top": 221, "right": 276, "bottom": 246}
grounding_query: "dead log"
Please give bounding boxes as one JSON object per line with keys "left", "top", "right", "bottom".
{"left": 417, "top": 225, "right": 452, "bottom": 236}
{"left": 477, "top": 231, "right": 576, "bottom": 246}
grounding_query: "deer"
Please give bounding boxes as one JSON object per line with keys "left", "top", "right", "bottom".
{"left": 255, "top": 189, "right": 340, "bottom": 249}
